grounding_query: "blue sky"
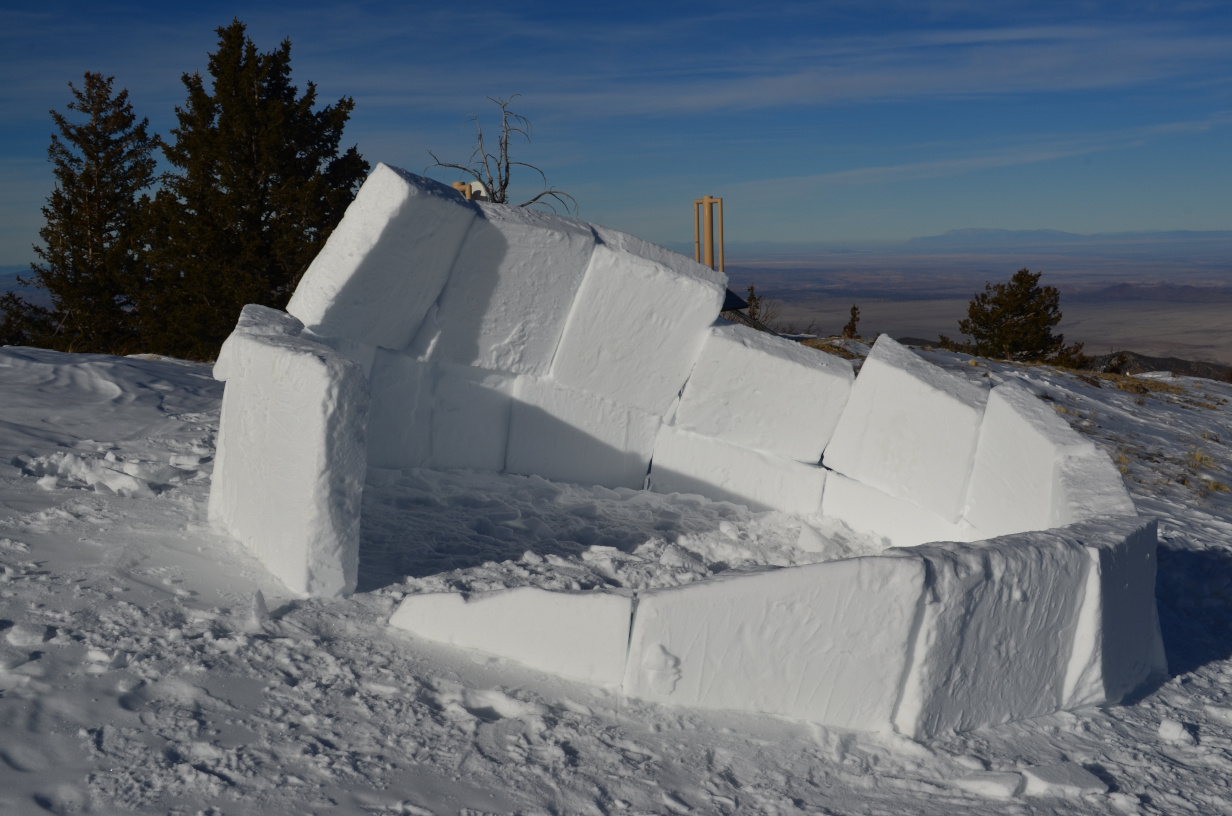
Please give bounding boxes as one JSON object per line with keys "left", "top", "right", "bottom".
{"left": 3, "top": 1, "right": 1231, "bottom": 265}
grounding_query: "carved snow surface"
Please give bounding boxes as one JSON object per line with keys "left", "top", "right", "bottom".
{"left": 209, "top": 165, "right": 1158, "bottom": 738}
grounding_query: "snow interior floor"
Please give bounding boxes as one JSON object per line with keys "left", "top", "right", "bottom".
{"left": 5, "top": 344, "right": 1232, "bottom": 814}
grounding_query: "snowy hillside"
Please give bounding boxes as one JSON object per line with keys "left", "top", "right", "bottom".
{"left": 2, "top": 342, "right": 1232, "bottom": 815}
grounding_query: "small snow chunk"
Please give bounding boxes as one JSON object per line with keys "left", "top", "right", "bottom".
{"left": 5, "top": 622, "right": 50, "bottom": 647}
{"left": 1021, "top": 762, "right": 1109, "bottom": 796}
{"left": 954, "top": 771, "right": 1024, "bottom": 798}
{"left": 1158, "top": 717, "right": 1196, "bottom": 745}
{"left": 35, "top": 475, "right": 57, "bottom": 490}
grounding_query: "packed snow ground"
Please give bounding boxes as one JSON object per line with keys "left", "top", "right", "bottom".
{"left": 3, "top": 342, "right": 1232, "bottom": 815}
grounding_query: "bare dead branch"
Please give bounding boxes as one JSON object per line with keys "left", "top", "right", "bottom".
{"left": 426, "top": 95, "right": 575, "bottom": 214}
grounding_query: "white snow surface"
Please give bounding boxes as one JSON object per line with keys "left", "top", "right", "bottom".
{"left": 4, "top": 341, "right": 1232, "bottom": 814}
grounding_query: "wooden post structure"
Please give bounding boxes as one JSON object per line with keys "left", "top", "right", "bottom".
{"left": 694, "top": 196, "right": 725, "bottom": 272}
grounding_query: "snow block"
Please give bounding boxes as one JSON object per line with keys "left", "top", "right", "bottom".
{"left": 286, "top": 163, "right": 478, "bottom": 350}
{"left": 210, "top": 308, "right": 368, "bottom": 597}
{"left": 623, "top": 556, "right": 926, "bottom": 730}
{"left": 821, "top": 471, "right": 982, "bottom": 548}
{"left": 591, "top": 224, "right": 727, "bottom": 290}
{"left": 823, "top": 335, "right": 988, "bottom": 522}
{"left": 1062, "top": 516, "right": 1167, "bottom": 708}
{"left": 550, "top": 244, "right": 727, "bottom": 415}
{"left": 389, "top": 588, "right": 633, "bottom": 686}
{"left": 418, "top": 203, "right": 597, "bottom": 375}
{"left": 429, "top": 363, "right": 516, "bottom": 472}
{"left": 673, "top": 322, "right": 854, "bottom": 462}
{"left": 965, "top": 382, "right": 1134, "bottom": 537}
{"left": 891, "top": 533, "right": 1091, "bottom": 738}
{"left": 506, "top": 376, "right": 660, "bottom": 489}
{"left": 648, "top": 425, "right": 827, "bottom": 515}
{"left": 365, "top": 348, "right": 430, "bottom": 470}
{"left": 1053, "top": 448, "right": 1137, "bottom": 525}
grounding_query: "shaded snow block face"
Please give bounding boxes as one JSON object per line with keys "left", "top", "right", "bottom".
{"left": 821, "top": 472, "right": 982, "bottom": 548}
{"left": 823, "top": 335, "right": 988, "bottom": 522}
{"left": 389, "top": 588, "right": 633, "bottom": 686}
{"left": 673, "top": 322, "right": 854, "bottom": 462}
{"left": 415, "top": 204, "right": 597, "bottom": 374}
{"left": 429, "top": 363, "right": 516, "bottom": 471}
{"left": 506, "top": 377, "right": 660, "bottom": 489}
{"left": 210, "top": 305, "right": 368, "bottom": 597}
{"left": 648, "top": 425, "right": 827, "bottom": 515}
{"left": 365, "top": 348, "right": 430, "bottom": 470}
{"left": 891, "top": 533, "right": 1091, "bottom": 738}
{"left": 623, "top": 556, "right": 926, "bottom": 730}
{"left": 550, "top": 244, "right": 727, "bottom": 416}
{"left": 286, "top": 163, "right": 479, "bottom": 350}
{"left": 964, "top": 382, "right": 1135, "bottom": 537}
{"left": 1062, "top": 517, "right": 1167, "bottom": 708}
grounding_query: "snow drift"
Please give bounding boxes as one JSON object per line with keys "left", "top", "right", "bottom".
{"left": 208, "top": 163, "right": 1163, "bottom": 737}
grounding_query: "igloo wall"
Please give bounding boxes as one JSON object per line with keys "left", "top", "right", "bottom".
{"left": 208, "top": 163, "right": 1165, "bottom": 736}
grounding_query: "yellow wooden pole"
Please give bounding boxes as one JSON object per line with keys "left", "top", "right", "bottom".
{"left": 702, "top": 196, "right": 715, "bottom": 270}
{"left": 694, "top": 198, "right": 702, "bottom": 264}
{"left": 717, "top": 197, "right": 725, "bottom": 273}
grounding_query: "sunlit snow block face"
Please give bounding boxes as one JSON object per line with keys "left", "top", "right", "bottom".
{"left": 648, "top": 425, "right": 827, "bottom": 515}
{"left": 823, "top": 335, "right": 988, "bottom": 523}
{"left": 891, "top": 533, "right": 1091, "bottom": 738}
{"left": 1062, "top": 517, "right": 1167, "bottom": 709}
{"left": 389, "top": 588, "right": 633, "bottom": 687}
{"left": 673, "top": 323, "right": 854, "bottom": 462}
{"left": 590, "top": 224, "right": 727, "bottom": 291}
{"left": 964, "top": 382, "right": 1135, "bottom": 537}
{"left": 506, "top": 376, "right": 661, "bottom": 489}
{"left": 623, "top": 556, "right": 926, "bottom": 731}
{"left": 412, "top": 203, "right": 597, "bottom": 374}
{"left": 821, "top": 472, "right": 982, "bottom": 548}
{"left": 210, "top": 306, "right": 368, "bottom": 598}
{"left": 366, "top": 348, "right": 430, "bottom": 470}
{"left": 549, "top": 244, "right": 727, "bottom": 416}
{"left": 286, "top": 163, "right": 478, "bottom": 350}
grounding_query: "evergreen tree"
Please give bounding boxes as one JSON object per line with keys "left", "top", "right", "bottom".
{"left": 940, "top": 268, "right": 1086, "bottom": 365}
{"left": 141, "top": 19, "right": 368, "bottom": 359}
{"left": 0, "top": 73, "right": 154, "bottom": 352}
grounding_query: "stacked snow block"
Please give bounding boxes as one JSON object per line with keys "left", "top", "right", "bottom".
{"left": 389, "top": 587, "right": 633, "bottom": 686}
{"left": 280, "top": 162, "right": 728, "bottom": 496}
{"left": 623, "top": 555, "right": 925, "bottom": 730}
{"left": 818, "top": 336, "right": 1135, "bottom": 547}
{"left": 964, "top": 381, "right": 1136, "bottom": 537}
{"left": 390, "top": 515, "right": 1166, "bottom": 737}
{"left": 647, "top": 322, "right": 851, "bottom": 514}
{"left": 822, "top": 335, "right": 989, "bottom": 545}
{"left": 210, "top": 305, "right": 368, "bottom": 597}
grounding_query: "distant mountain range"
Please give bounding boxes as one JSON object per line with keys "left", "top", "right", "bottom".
{"left": 899, "top": 228, "right": 1232, "bottom": 253}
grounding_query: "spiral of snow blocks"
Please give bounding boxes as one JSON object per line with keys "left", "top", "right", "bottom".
{"left": 389, "top": 587, "right": 634, "bottom": 686}
{"left": 964, "top": 381, "right": 1135, "bottom": 537}
{"left": 286, "top": 163, "right": 479, "bottom": 351}
{"left": 409, "top": 204, "right": 597, "bottom": 375}
{"left": 648, "top": 425, "right": 828, "bottom": 515}
{"left": 673, "top": 322, "right": 854, "bottom": 462}
{"left": 824, "top": 335, "right": 988, "bottom": 524}
{"left": 210, "top": 305, "right": 368, "bottom": 597}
